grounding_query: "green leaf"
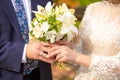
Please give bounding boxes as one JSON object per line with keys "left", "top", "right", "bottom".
{"left": 47, "top": 14, "right": 61, "bottom": 32}
{"left": 55, "top": 61, "right": 64, "bottom": 70}
{"left": 38, "top": 36, "right": 47, "bottom": 42}
{"left": 30, "top": 30, "right": 34, "bottom": 36}
{"left": 78, "top": 0, "right": 100, "bottom": 6}
{"left": 75, "top": 20, "right": 80, "bottom": 28}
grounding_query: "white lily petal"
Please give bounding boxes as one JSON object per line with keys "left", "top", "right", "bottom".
{"left": 64, "top": 12, "right": 77, "bottom": 25}
{"left": 45, "top": 2, "right": 54, "bottom": 13}
{"left": 56, "top": 34, "right": 64, "bottom": 41}
{"left": 32, "top": 11, "right": 47, "bottom": 19}
{"left": 37, "top": 5, "right": 44, "bottom": 12}
{"left": 57, "top": 12, "right": 77, "bottom": 26}
{"left": 67, "top": 31, "right": 75, "bottom": 42}
{"left": 50, "top": 36, "right": 56, "bottom": 43}
{"left": 33, "top": 25, "right": 44, "bottom": 38}
{"left": 29, "top": 25, "right": 33, "bottom": 32}
{"left": 55, "top": 6, "right": 62, "bottom": 16}
{"left": 33, "top": 20, "right": 38, "bottom": 26}
{"left": 60, "top": 25, "right": 70, "bottom": 34}
{"left": 40, "top": 22, "right": 50, "bottom": 33}
{"left": 45, "top": 30, "right": 57, "bottom": 43}
{"left": 69, "top": 25, "right": 78, "bottom": 34}
{"left": 61, "top": 3, "right": 69, "bottom": 12}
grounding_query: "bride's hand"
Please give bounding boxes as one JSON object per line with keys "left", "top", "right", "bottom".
{"left": 47, "top": 45, "right": 78, "bottom": 64}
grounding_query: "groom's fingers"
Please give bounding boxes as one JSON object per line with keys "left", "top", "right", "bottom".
{"left": 40, "top": 46, "right": 49, "bottom": 52}
{"left": 38, "top": 55, "right": 54, "bottom": 63}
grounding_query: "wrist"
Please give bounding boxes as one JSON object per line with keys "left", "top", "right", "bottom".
{"left": 73, "top": 52, "right": 80, "bottom": 64}
{"left": 74, "top": 53, "right": 91, "bottom": 68}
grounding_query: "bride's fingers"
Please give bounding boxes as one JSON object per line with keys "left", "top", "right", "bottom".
{"left": 56, "top": 53, "right": 64, "bottom": 61}
{"left": 58, "top": 57, "right": 66, "bottom": 63}
{"left": 48, "top": 45, "right": 61, "bottom": 53}
{"left": 46, "top": 49, "right": 61, "bottom": 58}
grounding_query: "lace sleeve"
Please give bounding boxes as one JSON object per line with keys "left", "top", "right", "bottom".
{"left": 89, "top": 54, "right": 120, "bottom": 79}
{"left": 74, "top": 3, "right": 95, "bottom": 53}
{"left": 80, "top": 3, "right": 95, "bottom": 28}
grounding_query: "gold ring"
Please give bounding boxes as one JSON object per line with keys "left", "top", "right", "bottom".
{"left": 39, "top": 52, "right": 47, "bottom": 57}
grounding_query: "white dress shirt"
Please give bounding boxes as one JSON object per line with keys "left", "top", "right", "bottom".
{"left": 11, "top": 0, "right": 31, "bottom": 63}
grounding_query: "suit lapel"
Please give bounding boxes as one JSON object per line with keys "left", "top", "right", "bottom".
{"left": 3, "top": 0, "right": 22, "bottom": 38}
{"left": 3, "top": 0, "right": 40, "bottom": 40}
{"left": 3, "top": 0, "right": 51, "bottom": 40}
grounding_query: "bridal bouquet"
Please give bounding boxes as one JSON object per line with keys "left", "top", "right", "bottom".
{"left": 29, "top": 2, "right": 79, "bottom": 69}
{"left": 29, "top": 2, "right": 79, "bottom": 43}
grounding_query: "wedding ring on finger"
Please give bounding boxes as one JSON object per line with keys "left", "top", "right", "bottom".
{"left": 39, "top": 51, "right": 47, "bottom": 57}
{"left": 57, "top": 53, "right": 63, "bottom": 59}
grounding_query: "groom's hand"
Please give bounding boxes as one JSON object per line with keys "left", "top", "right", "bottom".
{"left": 26, "top": 41, "right": 54, "bottom": 63}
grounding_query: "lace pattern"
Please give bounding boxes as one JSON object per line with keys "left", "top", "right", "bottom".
{"left": 75, "top": 1, "right": 120, "bottom": 80}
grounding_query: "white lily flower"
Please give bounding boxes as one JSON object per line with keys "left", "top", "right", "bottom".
{"left": 45, "top": 30, "right": 57, "bottom": 43}
{"left": 32, "top": 5, "right": 45, "bottom": 18}
{"left": 57, "top": 12, "right": 77, "bottom": 26}
{"left": 57, "top": 11, "right": 78, "bottom": 41}
{"left": 61, "top": 3, "right": 75, "bottom": 14}
{"left": 37, "top": 5, "right": 44, "bottom": 12}
{"left": 45, "top": 2, "right": 54, "bottom": 13}
{"left": 61, "top": 3, "right": 69, "bottom": 12}
{"left": 67, "top": 31, "right": 75, "bottom": 42}
{"left": 32, "top": 11, "right": 47, "bottom": 19}
{"left": 40, "top": 22, "right": 50, "bottom": 33}
{"left": 33, "top": 25, "right": 44, "bottom": 38}
{"left": 60, "top": 24, "right": 78, "bottom": 42}
{"left": 29, "top": 20, "right": 38, "bottom": 31}
{"left": 55, "top": 6, "right": 61, "bottom": 17}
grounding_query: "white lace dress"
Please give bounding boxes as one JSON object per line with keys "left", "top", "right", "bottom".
{"left": 74, "top": 1, "right": 120, "bottom": 80}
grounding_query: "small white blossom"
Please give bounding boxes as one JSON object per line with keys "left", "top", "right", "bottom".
{"left": 45, "top": 30, "right": 57, "bottom": 43}
{"left": 56, "top": 33, "right": 64, "bottom": 41}
{"left": 40, "top": 22, "right": 50, "bottom": 33}
{"left": 32, "top": 25, "right": 43, "bottom": 38}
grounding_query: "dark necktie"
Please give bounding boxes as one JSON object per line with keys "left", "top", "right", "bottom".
{"left": 14, "top": 0, "right": 35, "bottom": 75}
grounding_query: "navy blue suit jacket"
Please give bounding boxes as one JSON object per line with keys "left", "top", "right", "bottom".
{"left": 0, "top": 0, "right": 52, "bottom": 80}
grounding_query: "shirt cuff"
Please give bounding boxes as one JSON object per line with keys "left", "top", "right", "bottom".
{"left": 22, "top": 44, "right": 27, "bottom": 63}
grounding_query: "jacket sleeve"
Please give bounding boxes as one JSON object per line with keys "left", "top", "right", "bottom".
{"left": 0, "top": 41, "right": 25, "bottom": 73}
